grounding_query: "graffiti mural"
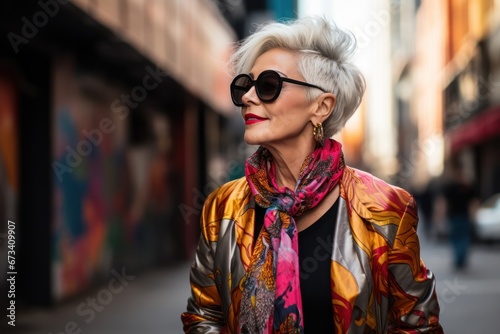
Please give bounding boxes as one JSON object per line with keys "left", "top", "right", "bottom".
{"left": 51, "top": 57, "right": 180, "bottom": 300}
{"left": 51, "top": 59, "right": 132, "bottom": 300}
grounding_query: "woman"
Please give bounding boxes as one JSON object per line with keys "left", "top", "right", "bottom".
{"left": 181, "top": 17, "right": 443, "bottom": 333}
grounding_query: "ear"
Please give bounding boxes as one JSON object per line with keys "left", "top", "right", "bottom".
{"left": 310, "top": 93, "right": 336, "bottom": 124}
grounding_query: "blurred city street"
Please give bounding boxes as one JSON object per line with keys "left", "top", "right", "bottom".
{"left": 4, "top": 236, "right": 500, "bottom": 334}
{"left": 1, "top": 0, "right": 500, "bottom": 333}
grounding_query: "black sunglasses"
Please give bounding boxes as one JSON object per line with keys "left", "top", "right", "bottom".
{"left": 230, "top": 70, "right": 327, "bottom": 107}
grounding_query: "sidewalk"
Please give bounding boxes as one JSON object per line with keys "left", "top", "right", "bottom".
{"left": 419, "top": 236, "right": 500, "bottom": 334}
{"left": 7, "top": 261, "right": 192, "bottom": 334}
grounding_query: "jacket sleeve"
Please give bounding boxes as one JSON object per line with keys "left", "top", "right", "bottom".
{"left": 181, "top": 198, "right": 226, "bottom": 333}
{"left": 387, "top": 196, "right": 444, "bottom": 333}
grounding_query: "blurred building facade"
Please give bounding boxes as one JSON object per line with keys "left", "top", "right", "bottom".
{"left": 0, "top": 0, "right": 236, "bottom": 306}
{"left": 411, "top": 0, "right": 500, "bottom": 200}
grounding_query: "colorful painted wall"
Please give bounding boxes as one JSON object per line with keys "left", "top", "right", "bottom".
{"left": 50, "top": 58, "right": 179, "bottom": 301}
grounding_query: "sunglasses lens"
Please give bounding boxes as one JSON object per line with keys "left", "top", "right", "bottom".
{"left": 231, "top": 75, "right": 252, "bottom": 106}
{"left": 230, "top": 71, "right": 283, "bottom": 106}
{"left": 257, "top": 72, "right": 281, "bottom": 101}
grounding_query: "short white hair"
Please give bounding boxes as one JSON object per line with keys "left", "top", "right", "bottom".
{"left": 230, "top": 16, "right": 366, "bottom": 137}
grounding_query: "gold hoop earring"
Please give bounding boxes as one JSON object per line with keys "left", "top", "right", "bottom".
{"left": 313, "top": 122, "right": 325, "bottom": 146}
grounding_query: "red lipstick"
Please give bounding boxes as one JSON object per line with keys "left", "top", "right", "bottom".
{"left": 245, "top": 113, "right": 268, "bottom": 125}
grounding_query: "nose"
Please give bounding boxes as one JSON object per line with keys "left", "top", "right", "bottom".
{"left": 241, "top": 85, "right": 260, "bottom": 106}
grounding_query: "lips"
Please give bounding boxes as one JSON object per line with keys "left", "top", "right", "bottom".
{"left": 244, "top": 113, "right": 268, "bottom": 125}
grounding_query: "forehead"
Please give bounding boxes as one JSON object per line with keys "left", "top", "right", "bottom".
{"left": 250, "top": 48, "right": 300, "bottom": 77}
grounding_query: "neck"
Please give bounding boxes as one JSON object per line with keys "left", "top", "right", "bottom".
{"left": 265, "top": 138, "right": 317, "bottom": 190}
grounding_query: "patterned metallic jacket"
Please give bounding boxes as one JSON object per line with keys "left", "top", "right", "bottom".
{"left": 181, "top": 166, "right": 443, "bottom": 333}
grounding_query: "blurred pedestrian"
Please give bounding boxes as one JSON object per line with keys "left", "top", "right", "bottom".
{"left": 413, "top": 184, "right": 434, "bottom": 238}
{"left": 181, "top": 17, "right": 442, "bottom": 333}
{"left": 441, "top": 162, "right": 479, "bottom": 269}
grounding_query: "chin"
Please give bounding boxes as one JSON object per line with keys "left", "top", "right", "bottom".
{"left": 243, "top": 137, "right": 260, "bottom": 146}
{"left": 243, "top": 133, "right": 262, "bottom": 146}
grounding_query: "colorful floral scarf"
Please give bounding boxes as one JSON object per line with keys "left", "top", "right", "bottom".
{"left": 240, "top": 139, "right": 345, "bottom": 333}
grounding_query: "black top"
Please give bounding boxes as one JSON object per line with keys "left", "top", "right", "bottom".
{"left": 254, "top": 199, "right": 338, "bottom": 333}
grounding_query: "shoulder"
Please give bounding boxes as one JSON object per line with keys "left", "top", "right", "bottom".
{"left": 204, "top": 176, "right": 251, "bottom": 210}
{"left": 200, "top": 177, "right": 252, "bottom": 240}
{"left": 340, "top": 166, "right": 417, "bottom": 225}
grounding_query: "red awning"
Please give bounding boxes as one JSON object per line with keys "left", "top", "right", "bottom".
{"left": 449, "top": 106, "right": 500, "bottom": 153}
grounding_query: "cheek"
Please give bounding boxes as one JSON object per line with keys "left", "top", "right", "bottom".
{"left": 269, "top": 103, "right": 309, "bottom": 127}
{"left": 263, "top": 91, "right": 312, "bottom": 123}
{"left": 272, "top": 116, "right": 298, "bottom": 129}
